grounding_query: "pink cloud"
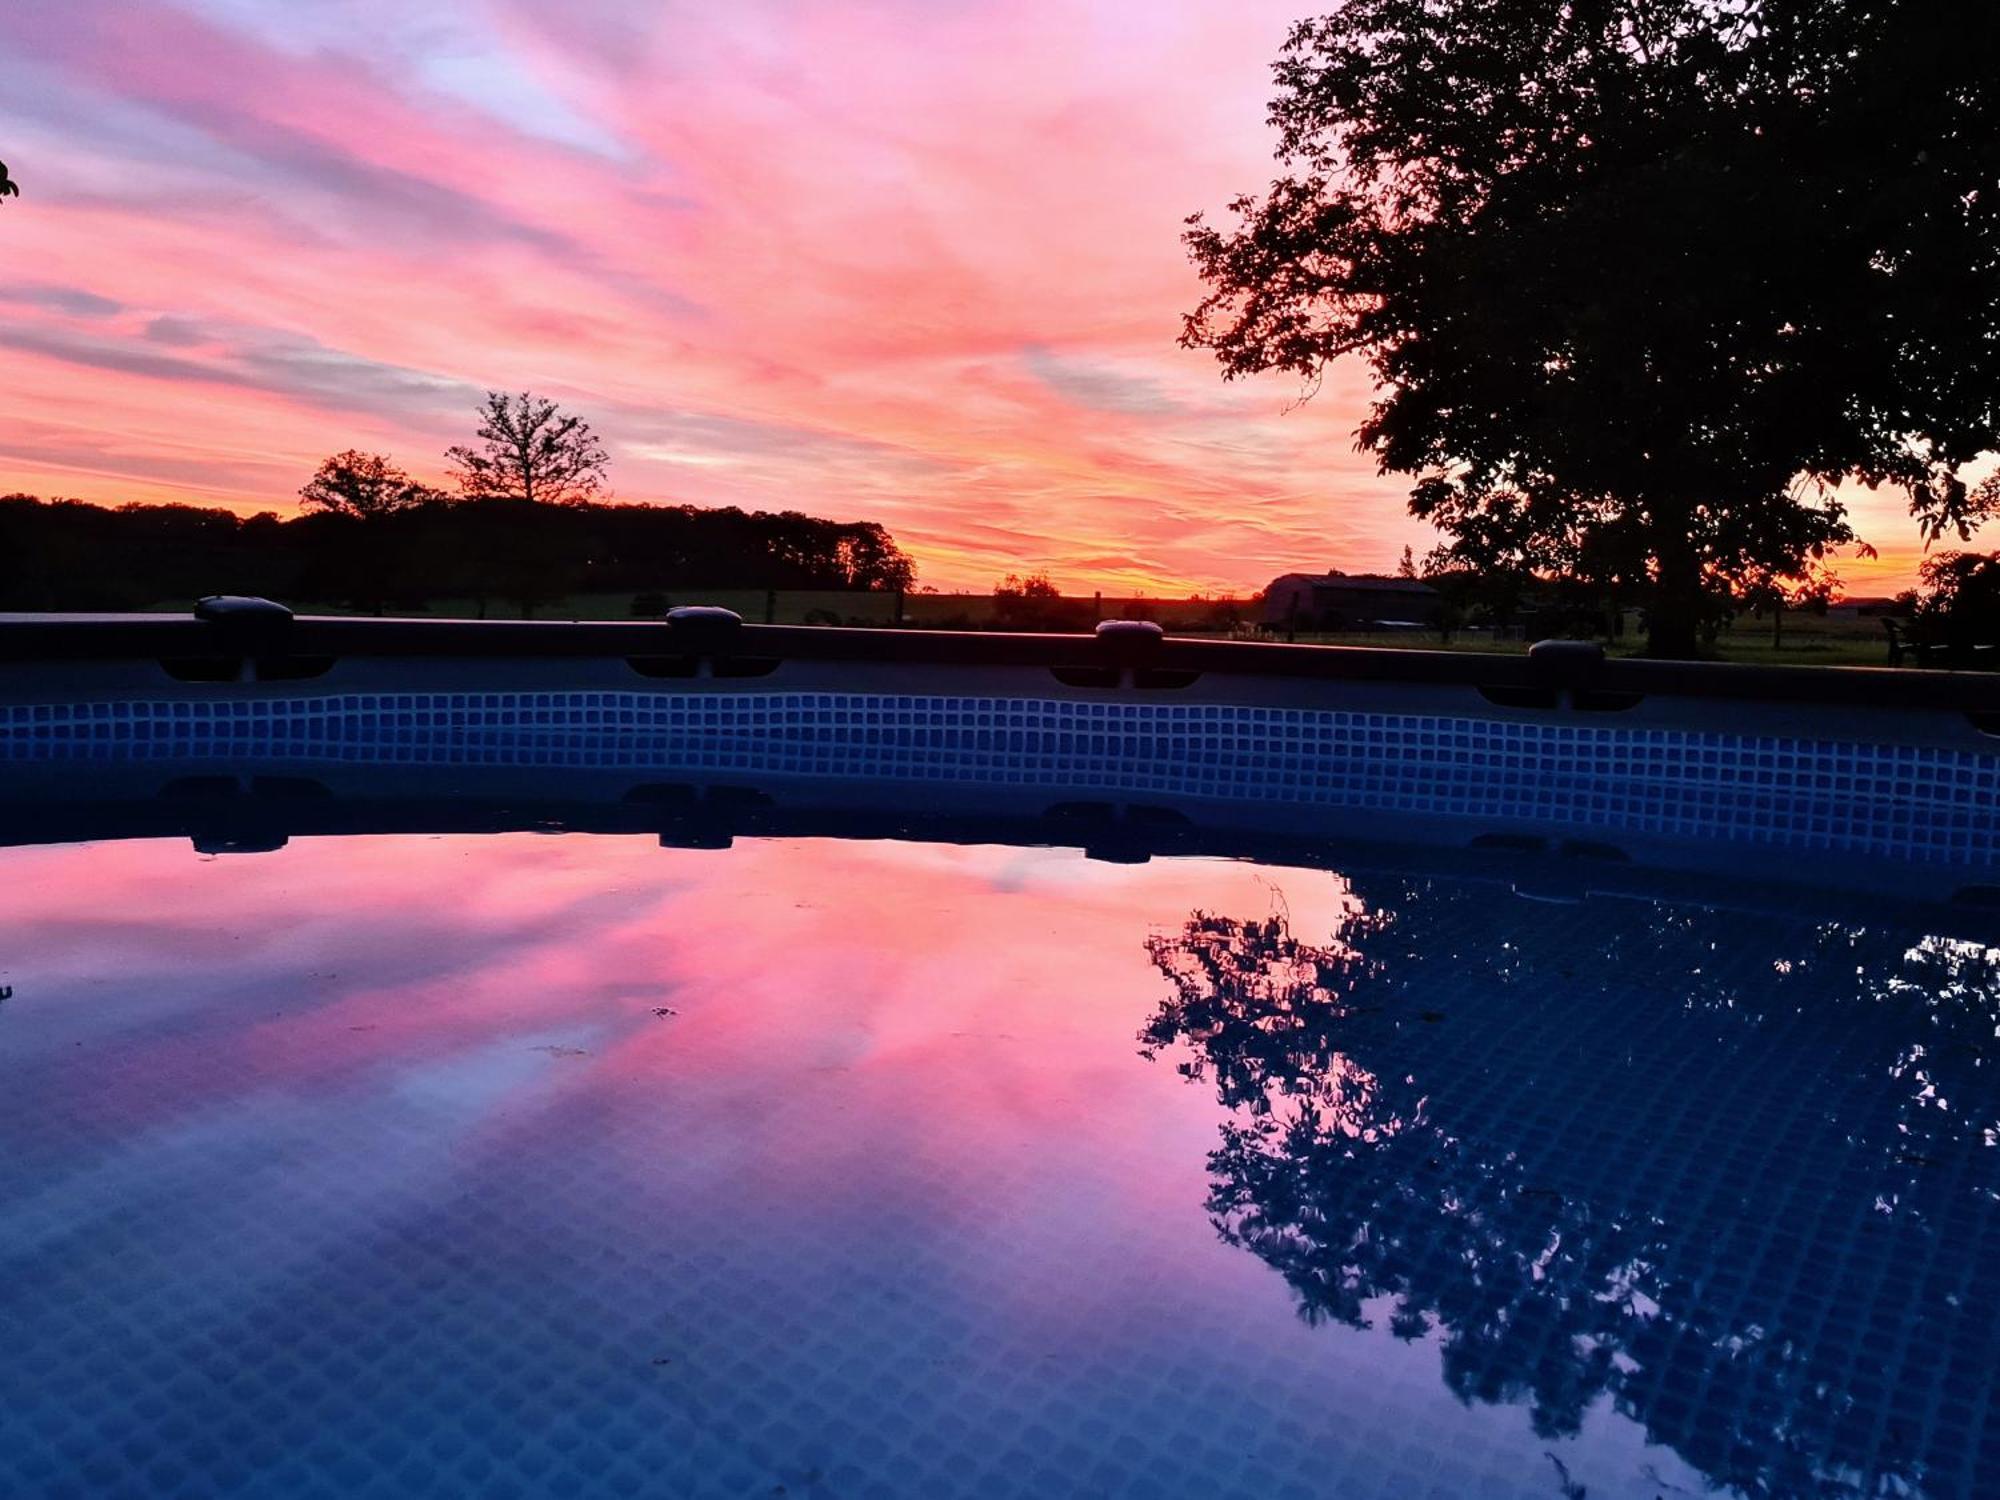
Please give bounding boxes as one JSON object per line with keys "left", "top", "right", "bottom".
{"left": 0, "top": 1, "right": 1937, "bottom": 592}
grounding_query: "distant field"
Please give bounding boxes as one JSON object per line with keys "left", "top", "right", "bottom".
{"left": 153, "top": 589, "right": 1902, "bottom": 667}
{"left": 1286, "top": 613, "right": 1895, "bottom": 667}
{"left": 275, "top": 589, "right": 1247, "bottom": 630}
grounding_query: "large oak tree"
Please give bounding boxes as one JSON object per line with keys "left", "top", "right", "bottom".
{"left": 1183, "top": 1, "right": 2000, "bottom": 656}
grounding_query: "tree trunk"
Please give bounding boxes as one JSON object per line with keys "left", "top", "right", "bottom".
{"left": 1647, "top": 537, "right": 1704, "bottom": 659}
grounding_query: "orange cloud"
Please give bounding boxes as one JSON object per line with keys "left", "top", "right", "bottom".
{"left": 0, "top": 0, "right": 1960, "bottom": 595}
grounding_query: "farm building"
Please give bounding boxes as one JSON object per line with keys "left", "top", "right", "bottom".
{"left": 1261, "top": 571, "right": 1440, "bottom": 630}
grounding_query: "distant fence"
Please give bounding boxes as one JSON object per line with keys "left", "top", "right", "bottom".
{"left": 632, "top": 590, "right": 1251, "bottom": 631}
{"left": 243, "top": 588, "right": 1255, "bottom": 629}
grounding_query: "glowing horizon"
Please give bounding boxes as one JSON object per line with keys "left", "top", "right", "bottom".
{"left": 0, "top": 0, "right": 1960, "bottom": 597}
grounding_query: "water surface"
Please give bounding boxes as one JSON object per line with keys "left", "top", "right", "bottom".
{"left": 1, "top": 832, "right": 1994, "bottom": 1498}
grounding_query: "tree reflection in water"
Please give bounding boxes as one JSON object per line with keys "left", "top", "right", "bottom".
{"left": 1140, "top": 881, "right": 1999, "bottom": 1499}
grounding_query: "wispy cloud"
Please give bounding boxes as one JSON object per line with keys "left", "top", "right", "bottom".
{"left": 1021, "top": 345, "right": 1186, "bottom": 417}
{"left": 0, "top": 282, "right": 124, "bottom": 317}
{"left": 2, "top": 0, "right": 1924, "bottom": 591}
{"left": 0, "top": 320, "right": 480, "bottom": 421}
{"left": 0, "top": 326, "right": 221, "bottom": 385}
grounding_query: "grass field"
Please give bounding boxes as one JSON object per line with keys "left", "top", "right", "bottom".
{"left": 190, "top": 590, "right": 1902, "bottom": 668}
{"left": 1290, "top": 614, "right": 1895, "bottom": 666}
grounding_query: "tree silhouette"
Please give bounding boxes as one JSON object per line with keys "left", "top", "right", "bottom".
{"left": 993, "top": 570, "right": 1090, "bottom": 628}
{"left": 0, "top": 492, "right": 916, "bottom": 612}
{"left": 1183, "top": 3, "right": 2000, "bottom": 657}
{"left": 446, "top": 391, "right": 610, "bottom": 507}
{"left": 1737, "top": 556, "right": 1841, "bottom": 649}
{"left": 1905, "top": 546, "right": 2000, "bottom": 663}
{"left": 0, "top": 159, "right": 18, "bottom": 202}
{"left": 832, "top": 522, "right": 916, "bottom": 593}
{"left": 995, "top": 571, "right": 1059, "bottom": 601}
{"left": 298, "top": 451, "right": 440, "bottom": 520}
{"left": 1140, "top": 881, "right": 2000, "bottom": 1498}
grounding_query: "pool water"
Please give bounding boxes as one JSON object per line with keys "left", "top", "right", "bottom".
{"left": 1, "top": 831, "right": 1994, "bottom": 1499}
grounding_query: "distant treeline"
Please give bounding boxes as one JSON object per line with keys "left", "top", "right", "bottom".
{"left": 0, "top": 494, "right": 917, "bottom": 615}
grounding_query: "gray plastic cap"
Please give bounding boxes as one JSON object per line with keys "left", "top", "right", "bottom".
{"left": 194, "top": 595, "right": 293, "bottom": 623}
{"left": 665, "top": 605, "right": 743, "bottom": 629}
{"left": 1528, "top": 639, "right": 1605, "bottom": 667}
{"left": 1094, "top": 619, "right": 1164, "bottom": 645}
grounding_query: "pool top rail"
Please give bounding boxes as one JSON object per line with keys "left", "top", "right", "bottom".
{"left": 5, "top": 605, "right": 2000, "bottom": 715}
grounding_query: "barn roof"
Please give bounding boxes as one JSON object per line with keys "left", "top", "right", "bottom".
{"left": 1266, "top": 571, "right": 1437, "bottom": 595}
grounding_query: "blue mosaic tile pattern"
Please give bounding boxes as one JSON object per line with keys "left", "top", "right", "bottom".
{"left": 1135, "top": 886, "right": 2000, "bottom": 1500}
{"left": 1, "top": 837, "right": 1995, "bottom": 1498}
{"left": 5, "top": 689, "right": 1997, "bottom": 861}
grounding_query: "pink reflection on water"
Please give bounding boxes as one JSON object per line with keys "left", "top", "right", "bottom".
{"left": 0, "top": 832, "right": 1362, "bottom": 1222}
{"left": 0, "top": 829, "right": 1734, "bottom": 1499}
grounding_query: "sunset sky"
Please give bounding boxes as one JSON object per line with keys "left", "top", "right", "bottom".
{"left": 0, "top": 0, "right": 1948, "bottom": 594}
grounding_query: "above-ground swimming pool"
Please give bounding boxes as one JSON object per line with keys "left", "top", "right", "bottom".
{"left": 3, "top": 609, "right": 1998, "bottom": 1499}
